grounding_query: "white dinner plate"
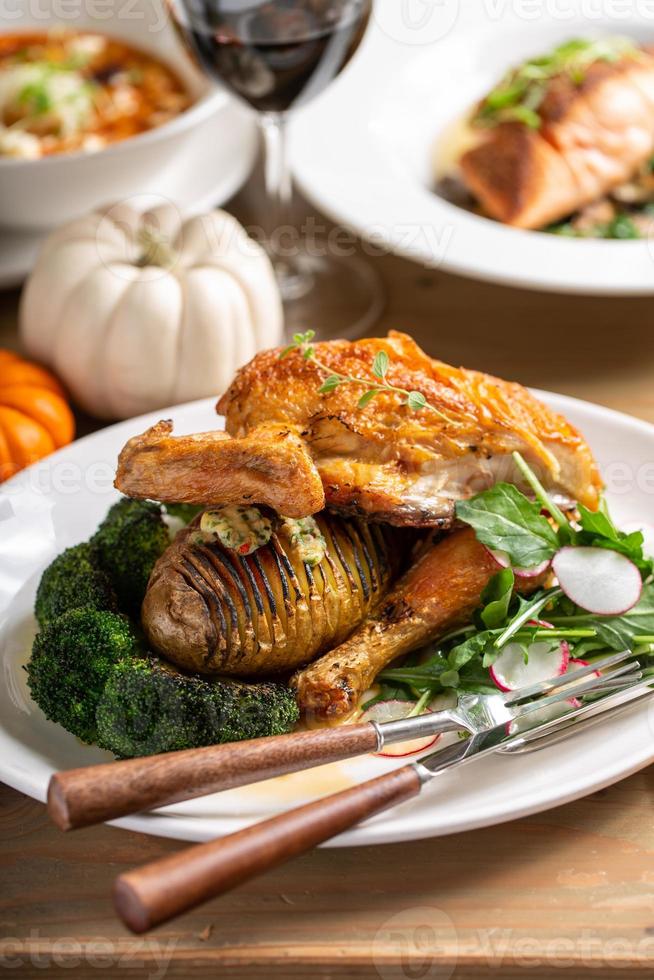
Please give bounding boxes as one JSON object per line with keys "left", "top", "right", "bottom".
{"left": 0, "top": 97, "right": 258, "bottom": 291}
{"left": 290, "top": 0, "right": 654, "bottom": 294}
{"left": 1, "top": 393, "right": 653, "bottom": 845}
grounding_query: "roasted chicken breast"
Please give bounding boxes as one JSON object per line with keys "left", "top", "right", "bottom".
{"left": 460, "top": 44, "right": 654, "bottom": 228}
{"left": 115, "top": 331, "right": 601, "bottom": 527}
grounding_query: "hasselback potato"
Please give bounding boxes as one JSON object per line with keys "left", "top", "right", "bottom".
{"left": 142, "top": 512, "right": 401, "bottom": 676}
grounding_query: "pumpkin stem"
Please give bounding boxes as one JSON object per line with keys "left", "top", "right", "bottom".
{"left": 136, "top": 227, "right": 178, "bottom": 270}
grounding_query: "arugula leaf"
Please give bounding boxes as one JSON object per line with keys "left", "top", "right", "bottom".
{"left": 577, "top": 503, "right": 653, "bottom": 576}
{"left": 457, "top": 661, "right": 500, "bottom": 694}
{"left": 448, "top": 631, "right": 496, "bottom": 670}
{"left": 456, "top": 483, "right": 559, "bottom": 568}
{"left": 361, "top": 683, "right": 414, "bottom": 711}
{"left": 577, "top": 504, "right": 617, "bottom": 540}
{"left": 590, "top": 583, "right": 654, "bottom": 649}
{"left": 480, "top": 568, "right": 515, "bottom": 629}
{"left": 380, "top": 653, "right": 451, "bottom": 690}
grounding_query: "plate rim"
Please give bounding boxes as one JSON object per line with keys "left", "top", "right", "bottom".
{"left": 2, "top": 390, "right": 654, "bottom": 845}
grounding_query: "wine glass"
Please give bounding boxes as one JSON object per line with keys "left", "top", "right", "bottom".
{"left": 169, "top": 0, "right": 382, "bottom": 337}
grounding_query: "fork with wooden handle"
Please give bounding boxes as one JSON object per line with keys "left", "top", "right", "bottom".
{"left": 111, "top": 664, "right": 653, "bottom": 934}
{"left": 47, "top": 649, "right": 637, "bottom": 834}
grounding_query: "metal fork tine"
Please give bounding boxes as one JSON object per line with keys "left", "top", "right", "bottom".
{"left": 505, "top": 649, "right": 634, "bottom": 706}
{"left": 513, "top": 660, "right": 641, "bottom": 719}
{"left": 583, "top": 671, "right": 642, "bottom": 693}
{"left": 503, "top": 678, "right": 654, "bottom": 752}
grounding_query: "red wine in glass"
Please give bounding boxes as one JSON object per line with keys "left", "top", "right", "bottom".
{"left": 170, "top": 0, "right": 381, "bottom": 338}
{"left": 171, "top": 0, "right": 372, "bottom": 112}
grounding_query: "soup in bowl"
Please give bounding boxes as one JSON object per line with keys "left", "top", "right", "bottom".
{"left": 0, "top": 29, "right": 194, "bottom": 161}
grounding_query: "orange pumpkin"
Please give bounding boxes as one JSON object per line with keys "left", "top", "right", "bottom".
{"left": 0, "top": 350, "right": 75, "bottom": 481}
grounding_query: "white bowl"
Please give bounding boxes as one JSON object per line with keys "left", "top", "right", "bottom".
{"left": 0, "top": 2, "right": 228, "bottom": 229}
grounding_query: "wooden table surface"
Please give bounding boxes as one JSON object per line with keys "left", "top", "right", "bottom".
{"left": 2, "top": 177, "right": 654, "bottom": 979}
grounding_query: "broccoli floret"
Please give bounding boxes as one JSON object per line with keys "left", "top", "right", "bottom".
{"left": 91, "top": 498, "right": 170, "bottom": 614}
{"left": 96, "top": 656, "right": 299, "bottom": 757}
{"left": 34, "top": 543, "right": 117, "bottom": 628}
{"left": 26, "top": 609, "right": 142, "bottom": 744}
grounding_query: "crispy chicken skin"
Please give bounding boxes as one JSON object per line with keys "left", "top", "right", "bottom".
{"left": 115, "top": 419, "right": 324, "bottom": 517}
{"left": 115, "top": 332, "right": 601, "bottom": 526}
{"left": 293, "top": 528, "right": 546, "bottom": 720}
{"left": 460, "top": 52, "right": 654, "bottom": 228}
{"left": 217, "top": 331, "right": 601, "bottom": 525}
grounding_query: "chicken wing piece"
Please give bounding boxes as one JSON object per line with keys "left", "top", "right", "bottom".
{"left": 115, "top": 419, "right": 325, "bottom": 518}
{"left": 115, "top": 332, "right": 601, "bottom": 527}
{"left": 293, "top": 528, "right": 546, "bottom": 720}
{"left": 460, "top": 45, "right": 654, "bottom": 228}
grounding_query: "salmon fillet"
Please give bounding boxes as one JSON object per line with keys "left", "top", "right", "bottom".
{"left": 460, "top": 47, "right": 654, "bottom": 228}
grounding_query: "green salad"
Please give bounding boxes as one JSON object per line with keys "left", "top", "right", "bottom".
{"left": 366, "top": 453, "right": 654, "bottom": 709}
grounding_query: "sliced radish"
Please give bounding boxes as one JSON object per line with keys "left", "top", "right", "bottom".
{"left": 552, "top": 546, "right": 642, "bottom": 616}
{"left": 428, "top": 691, "right": 458, "bottom": 712}
{"left": 490, "top": 640, "right": 568, "bottom": 692}
{"left": 485, "top": 547, "right": 550, "bottom": 580}
{"left": 360, "top": 700, "right": 440, "bottom": 758}
{"left": 528, "top": 619, "right": 555, "bottom": 629}
{"left": 513, "top": 559, "right": 551, "bottom": 581}
{"left": 487, "top": 548, "right": 511, "bottom": 569}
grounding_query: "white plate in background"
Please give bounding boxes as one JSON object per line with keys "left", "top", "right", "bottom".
{"left": 290, "top": 0, "right": 654, "bottom": 294}
{"left": 1, "top": 392, "right": 653, "bottom": 845}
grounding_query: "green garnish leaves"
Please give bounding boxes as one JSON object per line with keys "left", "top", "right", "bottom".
{"left": 584, "top": 583, "right": 654, "bottom": 650}
{"left": 372, "top": 350, "right": 389, "bottom": 381}
{"left": 279, "top": 332, "right": 460, "bottom": 425}
{"left": 480, "top": 568, "right": 515, "bottom": 629}
{"left": 577, "top": 504, "right": 653, "bottom": 577}
{"left": 318, "top": 374, "right": 341, "bottom": 394}
{"left": 457, "top": 454, "right": 652, "bottom": 576}
{"left": 448, "top": 630, "right": 496, "bottom": 671}
{"left": 383, "top": 452, "right": 653, "bottom": 706}
{"left": 474, "top": 36, "right": 640, "bottom": 130}
{"left": 456, "top": 483, "right": 559, "bottom": 568}
{"left": 406, "top": 391, "right": 427, "bottom": 411}
{"left": 357, "top": 389, "right": 380, "bottom": 409}
{"left": 18, "top": 79, "right": 53, "bottom": 115}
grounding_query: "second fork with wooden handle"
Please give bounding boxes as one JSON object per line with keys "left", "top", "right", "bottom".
{"left": 48, "top": 649, "right": 638, "bottom": 833}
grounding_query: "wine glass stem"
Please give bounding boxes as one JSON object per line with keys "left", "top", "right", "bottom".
{"left": 259, "top": 111, "right": 312, "bottom": 302}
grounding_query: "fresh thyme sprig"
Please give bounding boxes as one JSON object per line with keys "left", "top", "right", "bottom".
{"left": 280, "top": 330, "right": 460, "bottom": 426}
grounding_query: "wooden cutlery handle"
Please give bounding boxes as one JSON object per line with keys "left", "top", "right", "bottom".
{"left": 47, "top": 723, "right": 379, "bottom": 831}
{"left": 113, "top": 764, "right": 422, "bottom": 933}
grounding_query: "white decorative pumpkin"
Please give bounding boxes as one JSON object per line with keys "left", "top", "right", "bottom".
{"left": 20, "top": 202, "right": 283, "bottom": 420}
